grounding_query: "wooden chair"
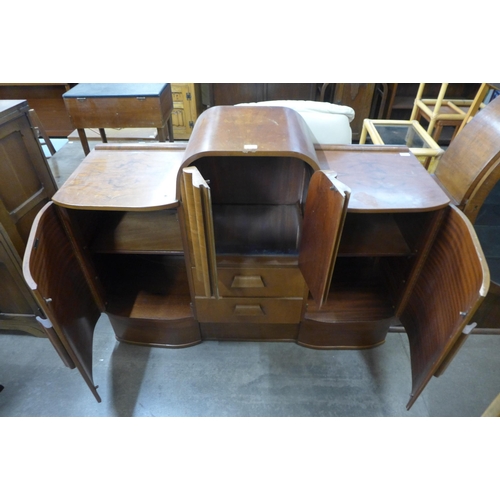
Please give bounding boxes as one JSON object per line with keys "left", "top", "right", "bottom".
{"left": 457, "top": 83, "right": 500, "bottom": 135}
{"left": 431, "top": 95, "right": 500, "bottom": 333}
{"left": 410, "top": 83, "right": 477, "bottom": 143}
{"left": 28, "top": 109, "right": 56, "bottom": 158}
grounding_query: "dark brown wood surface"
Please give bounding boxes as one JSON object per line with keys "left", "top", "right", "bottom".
{"left": 0, "top": 85, "right": 74, "bottom": 136}
{"left": 0, "top": 100, "right": 58, "bottom": 337}
{"left": 52, "top": 149, "right": 184, "bottom": 211}
{"left": 0, "top": 225, "right": 46, "bottom": 337}
{"left": 0, "top": 100, "right": 58, "bottom": 256}
{"left": 179, "top": 106, "right": 321, "bottom": 175}
{"left": 316, "top": 146, "right": 450, "bottom": 213}
{"left": 299, "top": 171, "right": 350, "bottom": 309}
{"left": 23, "top": 202, "right": 102, "bottom": 402}
{"left": 64, "top": 92, "right": 173, "bottom": 129}
{"left": 432, "top": 94, "right": 500, "bottom": 221}
{"left": 207, "top": 83, "right": 319, "bottom": 106}
{"left": 400, "top": 205, "right": 489, "bottom": 409}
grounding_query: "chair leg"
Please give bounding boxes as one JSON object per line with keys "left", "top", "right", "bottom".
{"left": 28, "top": 109, "right": 56, "bottom": 157}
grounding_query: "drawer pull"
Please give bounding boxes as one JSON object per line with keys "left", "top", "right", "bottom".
{"left": 231, "top": 275, "right": 265, "bottom": 288}
{"left": 234, "top": 305, "right": 265, "bottom": 316}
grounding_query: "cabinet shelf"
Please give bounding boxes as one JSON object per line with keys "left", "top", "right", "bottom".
{"left": 338, "top": 213, "right": 411, "bottom": 256}
{"left": 97, "top": 254, "right": 192, "bottom": 320}
{"left": 306, "top": 257, "right": 395, "bottom": 322}
{"left": 91, "top": 210, "right": 183, "bottom": 254}
{"left": 213, "top": 204, "right": 302, "bottom": 255}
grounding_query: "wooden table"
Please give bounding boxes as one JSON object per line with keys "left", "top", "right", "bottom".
{"left": 63, "top": 83, "right": 174, "bottom": 155}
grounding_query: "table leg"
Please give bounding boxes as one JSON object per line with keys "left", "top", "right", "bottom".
{"left": 99, "top": 128, "right": 107, "bottom": 143}
{"left": 157, "top": 126, "right": 167, "bottom": 142}
{"left": 77, "top": 129, "right": 90, "bottom": 156}
{"left": 167, "top": 117, "right": 174, "bottom": 142}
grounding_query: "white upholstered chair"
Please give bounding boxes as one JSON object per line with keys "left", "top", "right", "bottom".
{"left": 235, "top": 100, "right": 355, "bottom": 145}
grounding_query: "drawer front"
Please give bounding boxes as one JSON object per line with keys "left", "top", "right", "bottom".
{"left": 217, "top": 267, "right": 306, "bottom": 298}
{"left": 195, "top": 297, "right": 305, "bottom": 324}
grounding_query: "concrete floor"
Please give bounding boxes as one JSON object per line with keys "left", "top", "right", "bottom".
{"left": 1, "top": 136, "right": 500, "bottom": 417}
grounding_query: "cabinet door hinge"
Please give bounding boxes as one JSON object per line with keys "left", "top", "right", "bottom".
{"left": 186, "top": 92, "right": 192, "bottom": 100}
{"left": 189, "top": 121, "right": 194, "bottom": 129}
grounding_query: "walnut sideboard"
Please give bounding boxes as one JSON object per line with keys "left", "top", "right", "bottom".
{"left": 23, "top": 106, "right": 489, "bottom": 409}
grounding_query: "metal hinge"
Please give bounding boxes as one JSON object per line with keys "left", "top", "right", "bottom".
{"left": 186, "top": 92, "right": 192, "bottom": 100}
{"left": 189, "top": 121, "right": 194, "bottom": 129}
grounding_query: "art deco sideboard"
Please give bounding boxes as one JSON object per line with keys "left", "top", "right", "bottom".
{"left": 22, "top": 106, "right": 489, "bottom": 409}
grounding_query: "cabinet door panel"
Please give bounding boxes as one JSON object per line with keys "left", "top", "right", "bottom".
{"left": 299, "top": 170, "right": 350, "bottom": 309}
{"left": 0, "top": 113, "right": 57, "bottom": 256}
{"left": 181, "top": 167, "right": 218, "bottom": 298}
{"left": 400, "top": 205, "right": 489, "bottom": 409}
{"left": 23, "top": 202, "right": 102, "bottom": 402}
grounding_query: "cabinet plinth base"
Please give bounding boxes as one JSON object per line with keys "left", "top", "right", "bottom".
{"left": 297, "top": 318, "right": 392, "bottom": 349}
{"left": 108, "top": 314, "right": 201, "bottom": 348}
{"left": 200, "top": 322, "right": 299, "bottom": 342}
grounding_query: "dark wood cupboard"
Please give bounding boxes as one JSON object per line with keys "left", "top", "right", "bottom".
{"left": 0, "top": 100, "right": 58, "bottom": 337}
{"left": 22, "top": 105, "right": 489, "bottom": 409}
{"left": 0, "top": 84, "right": 75, "bottom": 137}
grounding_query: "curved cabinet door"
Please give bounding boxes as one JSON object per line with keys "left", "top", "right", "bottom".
{"left": 299, "top": 170, "right": 350, "bottom": 309}
{"left": 23, "top": 202, "right": 102, "bottom": 402}
{"left": 400, "top": 205, "right": 489, "bottom": 409}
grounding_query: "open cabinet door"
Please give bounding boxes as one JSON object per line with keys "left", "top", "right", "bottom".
{"left": 299, "top": 170, "right": 350, "bottom": 309}
{"left": 22, "top": 202, "right": 103, "bottom": 402}
{"left": 180, "top": 166, "right": 218, "bottom": 298}
{"left": 400, "top": 205, "right": 489, "bottom": 410}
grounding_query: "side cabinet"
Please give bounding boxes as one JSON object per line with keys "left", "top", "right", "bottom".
{"left": 0, "top": 99, "right": 58, "bottom": 337}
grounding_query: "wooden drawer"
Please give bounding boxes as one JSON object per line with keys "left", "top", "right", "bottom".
{"left": 217, "top": 267, "right": 306, "bottom": 298}
{"left": 195, "top": 297, "right": 305, "bottom": 323}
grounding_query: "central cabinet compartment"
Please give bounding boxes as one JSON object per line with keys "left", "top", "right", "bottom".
{"left": 195, "top": 155, "right": 310, "bottom": 256}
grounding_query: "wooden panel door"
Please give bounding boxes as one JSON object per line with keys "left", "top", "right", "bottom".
{"left": 0, "top": 108, "right": 58, "bottom": 257}
{"left": 0, "top": 225, "right": 47, "bottom": 337}
{"left": 170, "top": 84, "right": 201, "bottom": 140}
{"left": 180, "top": 167, "right": 218, "bottom": 298}
{"left": 299, "top": 170, "right": 350, "bottom": 309}
{"left": 400, "top": 205, "right": 489, "bottom": 409}
{"left": 23, "top": 202, "right": 103, "bottom": 402}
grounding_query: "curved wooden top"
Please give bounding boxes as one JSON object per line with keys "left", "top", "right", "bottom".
{"left": 315, "top": 145, "right": 450, "bottom": 213}
{"left": 52, "top": 146, "right": 186, "bottom": 211}
{"left": 179, "top": 106, "right": 322, "bottom": 172}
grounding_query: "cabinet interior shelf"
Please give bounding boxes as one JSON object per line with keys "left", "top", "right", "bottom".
{"left": 338, "top": 213, "right": 411, "bottom": 256}
{"left": 97, "top": 254, "right": 192, "bottom": 320}
{"left": 306, "top": 257, "right": 395, "bottom": 322}
{"left": 91, "top": 210, "right": 183, "bottom": 254}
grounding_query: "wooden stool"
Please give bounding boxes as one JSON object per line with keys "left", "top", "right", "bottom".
{"left": 63, "top": 83, "right": 174, "bottom": 155}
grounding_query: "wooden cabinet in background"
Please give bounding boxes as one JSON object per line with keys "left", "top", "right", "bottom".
{"left": 0, "top": 100, "right": 59, "bottom": 337}
{"left": 207, "top": 83, "right": 320, "bottom": 106}
{"left": 170, "top": 84, "right": 203, "bottom": 140}
{"left": 0, "top": 84, "right": 75, "bottom": 137}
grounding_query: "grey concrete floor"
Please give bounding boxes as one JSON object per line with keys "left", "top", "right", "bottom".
{"left": 1, "top": 137, "right": 500, "bottom": 417}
